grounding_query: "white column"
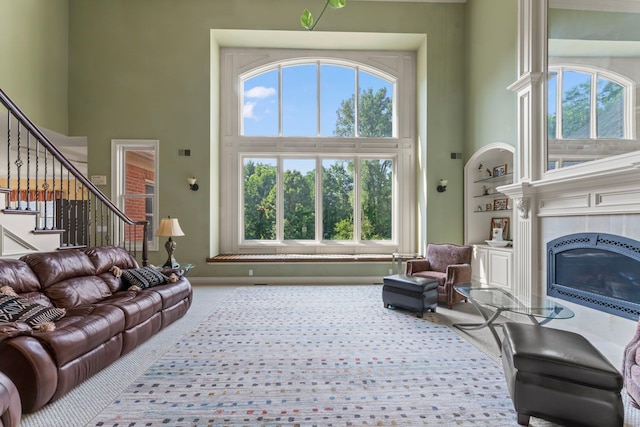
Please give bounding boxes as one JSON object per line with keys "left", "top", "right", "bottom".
{"left": 501, "top": 0, "right": 548, "bottom": 300}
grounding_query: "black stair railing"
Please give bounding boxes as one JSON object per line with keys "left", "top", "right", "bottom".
{"left": 0, "top": 88, "right": 148, "bottom": 265}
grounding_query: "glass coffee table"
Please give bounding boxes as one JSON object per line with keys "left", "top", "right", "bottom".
{"left": 452, "top": 284, "right": 574, "bottom": 348}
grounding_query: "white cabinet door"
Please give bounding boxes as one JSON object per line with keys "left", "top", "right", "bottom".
{"left": 488, "top": 249, "right": 512, "bottom": 289}
{"left": 471, "top": 246, "right": 488, "bottom": 284}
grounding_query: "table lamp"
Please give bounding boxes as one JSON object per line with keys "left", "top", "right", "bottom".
{"left": 155, "top": 216, "right": 185, "bottom": 268}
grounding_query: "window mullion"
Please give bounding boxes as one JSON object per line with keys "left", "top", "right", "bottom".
{"left": 277, "top": 156, "right": 284, "bottom": 241}
{"left": 354, "top": 68, "right": 359, "bottom": 138}
{"left": 278, "top": 65, "right": 283, "bottom": 136}
{"left": 590, "top": 73, "right": 598, "bottom": 138}
{"left": 556, "top": 70, "right": 563, "bottom": 139}
{"left": 316, "top": 157, "right": 322, "bottom": 242}
{"left": 353, "top": 157, "right": 361, "bottom": 242}
{"left": 317, "top": 62, "right": 321, "bottom": 137}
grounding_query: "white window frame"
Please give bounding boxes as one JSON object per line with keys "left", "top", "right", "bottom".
{"left": 220, "top": 48, "right": 416, "bottom": 255}
{"left": 549, "top": 65, "right": 636, "bottom": 141}
{"left": 111, "top": 139, "right": 160, "bottom": 251}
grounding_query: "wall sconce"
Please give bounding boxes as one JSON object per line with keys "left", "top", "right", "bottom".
{"left": 187, "top": 177, "right": 199, "bottom": 191}
{"left": 437, "top": 179, "right": 448, "bottom": 193}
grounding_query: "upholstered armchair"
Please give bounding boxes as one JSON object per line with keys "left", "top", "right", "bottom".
{"left": 623, "top": 317, "right": 640, "bottom": 407}
{"left": 405, "top": 243, "right": 472, "bottom": 309}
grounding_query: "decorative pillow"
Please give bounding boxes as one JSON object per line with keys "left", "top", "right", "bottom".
{"left": 120, "top": 267, "right": 169, "bottom": 290}
{"left": 0, "top": 295, "right": 66, "bottom": 330}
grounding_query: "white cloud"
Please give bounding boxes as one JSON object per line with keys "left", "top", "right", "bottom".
{"left": 243, "top": 101, "right": 257, "bottom": 119}
{"left": 245, "top": 86, "right": 276, "bottom": 99}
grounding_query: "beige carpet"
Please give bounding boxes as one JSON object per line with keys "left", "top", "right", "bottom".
{"left": 19, "top": 284, "right": 638, "bottom": 427}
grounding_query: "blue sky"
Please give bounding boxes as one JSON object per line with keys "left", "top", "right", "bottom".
{"left": 242, "top": 64, "right": 392, "bottom": 137}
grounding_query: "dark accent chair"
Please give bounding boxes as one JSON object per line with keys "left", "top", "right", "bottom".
{"left": 502, "top": 322, "right": 623, "bottom": 427}
{"left": 405, "top": 243, "right": 472, "bottom": 309}
{"left": 623, "top": 316, "right": 640, "bottom": 407}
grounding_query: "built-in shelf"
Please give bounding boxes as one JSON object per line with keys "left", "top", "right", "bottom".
{"left": 465, "top": 143, "right": 516, "bottom": 290}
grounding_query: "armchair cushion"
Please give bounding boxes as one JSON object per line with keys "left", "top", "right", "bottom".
{"left": 426, "top": 243, "right": 472, "bottom": 273}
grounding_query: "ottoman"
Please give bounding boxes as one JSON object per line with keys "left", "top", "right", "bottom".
{"left": 382, "top": 274, "right": 438, "bottom": 318}
{"left": 501, "top": 322, "right": 623, "bottom": 427}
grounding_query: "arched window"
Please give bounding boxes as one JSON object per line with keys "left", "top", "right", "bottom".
{"left": 242, "top": 62, "right": 395, "bottom": 137}
{"left": 547, "top": 65, "right": 636, "bottom": 169}
{"left": 220, "top": 49, "right": 415, "bottom": 255}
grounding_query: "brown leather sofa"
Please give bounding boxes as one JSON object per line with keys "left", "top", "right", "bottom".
{"left": 0, "top": 372, "right": 20, "bottom": 427}
{"left": 0, "top": 246, "right": 193, "bottom": 415}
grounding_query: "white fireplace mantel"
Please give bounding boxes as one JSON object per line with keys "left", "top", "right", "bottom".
{"left": 500, "top": 150, "right": 640, "bottom": 218}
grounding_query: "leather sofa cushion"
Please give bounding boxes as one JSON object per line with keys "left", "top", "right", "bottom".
{"left": 150, "top": 278, "right": 192, "bottom": 309}
{"left": 503, "top": 322, "right": 623, "bottom": 391}
{"left": 36, "top": 304, "right": 125, "bottom": 366}
{"left": 21, "top": 250, "right": 96, "bottom": 289}
{"left": 44, "top": 276, "right": 112, "bottom": 309}
{"left": 0, "top": 258, "right": 41, "bottom": 293}
{"left": 84, "top": 246, "right": 139, "bottom": 275}
{"left": 101, "top": 291, "right": 162, "bottom": 329}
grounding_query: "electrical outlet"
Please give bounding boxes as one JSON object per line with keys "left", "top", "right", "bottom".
{"left": 388, "top": 268, "right": 393, "bottom": 275}
{"left": 248, "top": 269, "right": 253, "bottom": 276}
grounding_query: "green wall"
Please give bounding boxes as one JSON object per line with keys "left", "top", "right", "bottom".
{"left": 0, "top": 0, "right": 69, "bottom": 133}
{"left": 66, "top": 0, "right": 468, "bottom": 279}
{"left": 464, "top": 0, "right": 517, "bottom": 158}
{"left": 3, "top": 1, "right": 521, "bottom": 281}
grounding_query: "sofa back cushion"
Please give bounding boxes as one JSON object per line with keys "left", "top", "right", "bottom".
{"left": 44, "top": 276, "right": 113, "bottom": 310}
{"left": 83, "top": 245, "right": 139, "bottom": 275}
{"left": 426, "top": 243, "right": 472, "bottom": 273}
{"left": 21, "top": 250, "right": 97, "bottom": 288}
{"left": 0, "top": 258, "right": 41, "bottom": 293}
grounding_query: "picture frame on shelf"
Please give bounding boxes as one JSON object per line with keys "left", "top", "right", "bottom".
{"left": 493, "top": 198, "right": 508, "bottom": 211}
{"left": 490, "top": 217, "right": 510, "bottom": 240}
{"left": 493, "top": 164, "right": 507, "bottom": 177}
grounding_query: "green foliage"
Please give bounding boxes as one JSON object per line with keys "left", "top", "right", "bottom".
{"left": 242, "top": 80, "right": 393, "bottom": 242}
{"left": 244, "top": 161, "right": 277, "bottom": 240}
{"left": 284, "top": 169, "right": 315, "bottom": 239}
{"left": 322, "top": 160, "right": 354, "bottom": 239}
{"left": 334, "top": 87, "right": 392, "bottom": 137}
{"left": 301, "top": 0, "right": 347, "bottom": 31}
{"left": 360, "top": 160, "right": 392, "bottom": 240}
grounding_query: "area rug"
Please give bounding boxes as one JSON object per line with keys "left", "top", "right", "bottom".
{"left": 88, "top": 285, "right": 517, "bottom": 426}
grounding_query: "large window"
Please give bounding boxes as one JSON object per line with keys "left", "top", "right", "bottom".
{"left": 220, "top": 49, "right": 415, "bottom": 254}
{"left": 547, "top": 66, "right": 635, "bottom": 169}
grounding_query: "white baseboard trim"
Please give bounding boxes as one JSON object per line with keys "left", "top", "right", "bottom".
{"left": 187, "top": 276, "right": 385, "bottom": 286}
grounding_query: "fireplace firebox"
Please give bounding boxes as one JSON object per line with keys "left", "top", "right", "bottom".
{"left": 547, "top": 233, "right": 640, "bottom": 320}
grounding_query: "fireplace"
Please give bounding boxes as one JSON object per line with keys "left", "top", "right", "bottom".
{"left": 547, "top": 233, "right": 640, "bottom": 320}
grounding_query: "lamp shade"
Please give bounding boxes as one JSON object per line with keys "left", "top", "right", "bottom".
{"left": 155, "top": 217, "right": 185, "bottom": 237}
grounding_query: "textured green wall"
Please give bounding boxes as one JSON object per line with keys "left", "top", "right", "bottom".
{"left": 0, "top": 0, "right": 69, "bottom": 133}
{"left": 0, "top": 1, "right": 523, "bottom": 281}
{"left": 66, "top": 0, "right": 468, "bottom": 279}
{"left": 464, "top": 0, "right": 517, "bottom": 158}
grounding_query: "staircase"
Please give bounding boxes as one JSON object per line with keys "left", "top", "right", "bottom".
{"left": 0, "top": 88, "right": 148, "bottom": 264}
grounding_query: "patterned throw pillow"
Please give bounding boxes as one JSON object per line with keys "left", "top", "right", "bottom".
{"left": 120, "top": 267, "right": 169, "bottom": 289}
{"left": 0, "top": 295, "right": 66, "bottom": 328}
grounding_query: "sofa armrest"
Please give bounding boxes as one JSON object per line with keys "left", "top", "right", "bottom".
{"left": 405, "top": 259, "right": 431, "bottom": 275}
{"left": 445, "top": 263, "right": 472, "bottom": 285}
{"left": 0, "top": 322, "right": 32, "bottom": 343}
{"left": 0, "top": 371, "right": 20, "bottom": 427}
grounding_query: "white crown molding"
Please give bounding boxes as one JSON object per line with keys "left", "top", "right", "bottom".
{"left": 550, "top": 0, "right": 640, "bottom": 13}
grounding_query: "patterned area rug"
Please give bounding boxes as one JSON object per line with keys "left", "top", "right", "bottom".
{"left": 88, "top": 285, "right": 517, "bottom": 426}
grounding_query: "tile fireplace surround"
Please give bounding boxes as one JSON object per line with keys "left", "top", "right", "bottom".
{"left": 501, "top": 151, "right": 640, "bottom": 370}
